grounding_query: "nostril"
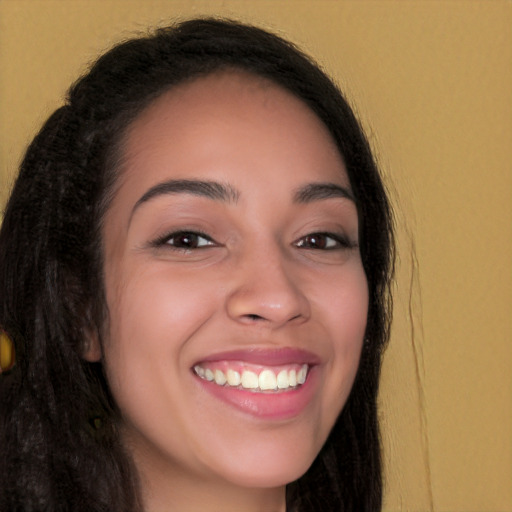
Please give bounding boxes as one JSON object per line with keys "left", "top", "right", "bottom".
{"left": 245, "top": 314, "right": 265, "bottom": 321}
{"left": 242, "top": 312, "right": 302, "bottom": 323}
{"left": 226, "top": 281, "right": 311, "bottom": 327}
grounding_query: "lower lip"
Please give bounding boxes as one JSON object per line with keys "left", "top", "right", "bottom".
{"left": 193, "top": 368, "right": 318, "bottom": 420}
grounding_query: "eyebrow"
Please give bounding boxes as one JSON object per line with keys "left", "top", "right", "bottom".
{"left": 293, "top": 182, "right": 355, "bottom": 203}
{"left": 130, "top": 178, "right": 355, "bottom": 222}
{"left": 131, "top": 179, "right": 239, "bottom": 216}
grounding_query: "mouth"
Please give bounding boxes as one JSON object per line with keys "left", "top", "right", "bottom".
{"left": 191, "top": 348, "right": 319, "bottom": 419}
{"left": 193, "top": 362, "right": 309, "bottom": 393}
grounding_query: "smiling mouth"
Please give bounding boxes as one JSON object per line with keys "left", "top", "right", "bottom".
{"left": 193, "top": 362, "right": 309, "bottom": 392}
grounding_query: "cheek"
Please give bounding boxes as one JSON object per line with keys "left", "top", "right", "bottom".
{"left": 315, "top": 262, "right": 368, "bottom": 414}
{"left": 315, "top": 260, "right": 368, "bottom": 344}
{"left": 102, "top": 264, "right": 220, "bottom": 392}
{"left": 107, "top": 262, "right": 218, "bottom": 336}
{"left": 333, "top": 265, "right": 368, "bottom": 365}
{"left": 100, "top": 266, "right": 225, "bottom": 464}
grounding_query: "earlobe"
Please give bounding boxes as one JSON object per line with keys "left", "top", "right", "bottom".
{"left": 82, "top": 331, "right": 102, "bottom": 362}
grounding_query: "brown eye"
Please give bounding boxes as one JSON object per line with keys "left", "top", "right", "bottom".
{"left": 165, "top": 231, "right": 214, "bottom": 250}
{"left": 295, "top": 233, "right": 351, "bottom": 250}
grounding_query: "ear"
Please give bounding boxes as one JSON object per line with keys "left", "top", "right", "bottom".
{"left": 82, "top": 329, "right": 102, "bottom": 362}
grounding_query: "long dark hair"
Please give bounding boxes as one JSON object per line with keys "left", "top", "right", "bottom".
{"left": 0, "top": 18, "right": 394, "bottom": 511}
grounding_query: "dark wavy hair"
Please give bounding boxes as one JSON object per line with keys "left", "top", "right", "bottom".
{"left": 0, "top": 18, "right": 394, "bottom": 512}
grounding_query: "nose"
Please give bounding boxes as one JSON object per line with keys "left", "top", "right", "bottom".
{"left": 225, "top": 246, "right": 311, "bottom": 328}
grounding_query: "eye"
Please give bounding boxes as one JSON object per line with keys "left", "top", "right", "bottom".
{"left": 294, "top": 232, "right": 353, "bottom": 250}
{"left": 158, "top": 231, "right": 215, "bottom": 250}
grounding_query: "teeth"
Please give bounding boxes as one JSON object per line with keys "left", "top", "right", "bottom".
{"left": 258, "top": 369, "right": 277, "bottom": 391}
{"left": 276, "top": 370, "right": 290, "bottom": 389}
{"left": 297, "top": 365, "right": 308, "bottom": 385}
{"left": 194, "top": 365, "right": 205, "bottom": 378}
{"left": 214, "top": 369, "right": 226, "bottom": 386}
{"left": 226, "top": 369, "right": 241, "bottom": 386}
{"left": 241, "top": 370, "right": 259, "bottom": 389}
{"left": 194, "top": 364, "right": 309, "bottom": 392}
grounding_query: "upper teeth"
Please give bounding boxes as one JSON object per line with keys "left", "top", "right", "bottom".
{"left": 194, "top": 364, "right": 309, "bottom": 392}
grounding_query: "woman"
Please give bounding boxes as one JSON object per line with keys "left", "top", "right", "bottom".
{"left": 0, "top": 18, "right": 393, "bottom": 511}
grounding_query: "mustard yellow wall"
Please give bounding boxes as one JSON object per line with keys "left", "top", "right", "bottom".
{"left": 1, "top": 1, "right": 511, "bottom": 510}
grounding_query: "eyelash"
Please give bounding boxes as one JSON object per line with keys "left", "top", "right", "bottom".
{"left": 151, "top": 230, "right": 356, "bottom": 252}
{"left": 294, "top": 232, "right": 356, "bottom": 251}
{"left": 151, "top": 230, "right": 215, "bottom": 251}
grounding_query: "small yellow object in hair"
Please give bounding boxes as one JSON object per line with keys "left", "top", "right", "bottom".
{"left": 0, "top": 330, "right": 15, "bottom": 372}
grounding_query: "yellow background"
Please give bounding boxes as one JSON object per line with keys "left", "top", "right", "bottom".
{"left": 1, "top": 1, "right": 511, "bottom": 510}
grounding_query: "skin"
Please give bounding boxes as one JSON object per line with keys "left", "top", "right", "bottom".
{"left": 85, "top": 71, "right": 368, "bottom": 512}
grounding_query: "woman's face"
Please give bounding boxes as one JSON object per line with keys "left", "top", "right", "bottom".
{"left": 90, "top": 72, "right": 368, "bottom": 496}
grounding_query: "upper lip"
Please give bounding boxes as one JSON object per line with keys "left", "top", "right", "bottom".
{"left": 194, "top": 347, "right": 321, "bottom": 366}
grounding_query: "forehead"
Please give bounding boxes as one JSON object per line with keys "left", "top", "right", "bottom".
{"left": 124, "top": 70, "right": 324, "bottom": 138}
{"left": 115, "top": 70, "right": 349, "bottom": 199}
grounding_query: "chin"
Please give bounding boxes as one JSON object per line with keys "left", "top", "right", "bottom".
{"left": 207, "top": 447, "right": 316, "bottom": 489}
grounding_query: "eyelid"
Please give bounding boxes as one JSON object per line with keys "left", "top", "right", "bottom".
{"left": 150, "top": 229, "right": 217, "bottom": 249}
{"left": 294, "top": 231, "right": 357, "bottom": 250}
{"left": 148, "top": 229, "right": 356, "bottom": 252}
